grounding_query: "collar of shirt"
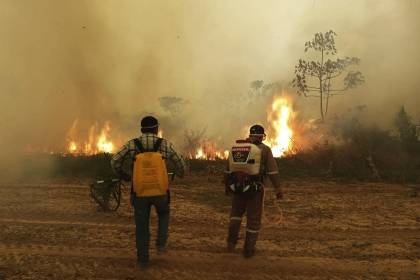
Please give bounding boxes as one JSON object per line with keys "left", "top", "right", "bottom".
{"left": 141, "top": 133, "right": 157, "bottom": 137}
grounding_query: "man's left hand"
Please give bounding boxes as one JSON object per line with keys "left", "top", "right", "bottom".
{"left": 276, "top": 189, "right": 284, "bottom": 200}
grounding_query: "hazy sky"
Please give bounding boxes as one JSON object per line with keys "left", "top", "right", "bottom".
{"left": 0, "top": 0, "right": 419, "bottom": 154}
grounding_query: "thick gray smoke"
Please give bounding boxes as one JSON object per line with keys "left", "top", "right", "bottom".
{"left": 0, "top": 0, "right": 419, "bottom": 177}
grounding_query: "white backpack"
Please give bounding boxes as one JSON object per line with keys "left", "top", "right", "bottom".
{"left": 228, "top": 140, "right": 263, "bottom": 193}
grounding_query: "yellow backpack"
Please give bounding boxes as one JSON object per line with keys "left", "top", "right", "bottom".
{"left": 132, "top": 138, "right": 169, "bottom": 197}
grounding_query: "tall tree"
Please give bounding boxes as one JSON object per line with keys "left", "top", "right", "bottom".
{"left": 394, "top": 106, "right": 419, "bottom": 152}
{"left": 159, "top": 96, "right": 188, "bottom": 116}
{"left": 248, "top": 80, "right": 281, "bottom": 99}
{"left": 292, "top": 30, "right": 365, "bottom": 122}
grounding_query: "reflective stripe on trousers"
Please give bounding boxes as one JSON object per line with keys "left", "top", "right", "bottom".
{"left": 229, "top": 188, "right": 264, "bottom": 232}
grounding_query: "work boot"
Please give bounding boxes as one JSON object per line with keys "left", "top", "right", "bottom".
{"left": 227, "top": 242, "right": 236, "bottom": 253}
{"left": 243, "top": 231, "right": 259, "bottom": 258}
{"left": 137, "top": 257, "right": 149, "bottom": 269}
{"left": 157, "top": 246, "right": 167, "bottom": 255}
{"left": 227, "top": 218, "right": 241, "bottom": 252}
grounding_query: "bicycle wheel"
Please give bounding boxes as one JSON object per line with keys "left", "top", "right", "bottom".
{"left": 90, "top": 179, "right": 122, "bottom": 211}
{"left": 106, "top": 182, "right": 121, "bottom": 211}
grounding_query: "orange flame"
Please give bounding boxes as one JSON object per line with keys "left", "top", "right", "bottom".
{"left": 67, "top": 120, "right": 115, "bottom": 155}
{"left": 68, "top": 141, "right": 78, "bottom": 153}
{"left": 96, "top": 122, "right": 114, "bottom": 153}
{"left": 190, "top": 140, "right": 229, "bottom": 160}
{"left": 195, "top": 147, "right": 205, "bottom": 159}
{"left": 265, "top": 95, "right": 294, "bottom": 158}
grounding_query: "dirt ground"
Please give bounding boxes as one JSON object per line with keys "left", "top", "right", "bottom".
{"left": 0, "top": 176, "right": 419, "bottom": 279}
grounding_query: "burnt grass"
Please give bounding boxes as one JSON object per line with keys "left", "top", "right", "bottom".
{"left": 14, "top": 147, "right": 420, "bottom": 184}
{"left": 277, "top": 144, "right": 420, "bottom": 183}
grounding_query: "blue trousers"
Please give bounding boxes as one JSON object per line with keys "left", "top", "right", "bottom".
{"left": 133, "top": 194, "right": 170, "bottom": 262}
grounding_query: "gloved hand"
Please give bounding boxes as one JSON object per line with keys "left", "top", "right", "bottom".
{"left": 223, "top": 174, "right": 232, "bottom": 196}
{"left": 276, "top": 189, "right": 284, "bottom": 200}
{"left": 225, "top": 184, "right": 233, "bottom": 196}
{"left": 120, "top": 172, "right": 131, "bottom": 182}
{"left": 166, "top": 190, "right": 171, "bottom": 205}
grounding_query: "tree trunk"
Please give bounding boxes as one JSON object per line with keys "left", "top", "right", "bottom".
{"left": 319, "top": 49, "right": 325, "bottom": 122}
{"left": 319, "top": 76, "right": 324, "bottom": 122}
{"left": 325, "top": 93, "right": 330, "bottom": 117}
{"left": 324, "top": 77, "right": 331, "bottom": 117}
{"left": 320, "top": 91, "right": 324, "bottom": 122}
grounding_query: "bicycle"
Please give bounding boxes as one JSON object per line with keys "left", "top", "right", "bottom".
{"left": 89, "top": 179, "right": 123, "bottom": 211}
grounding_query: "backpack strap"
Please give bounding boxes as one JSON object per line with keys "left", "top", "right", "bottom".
{"left": 133, "top": 138, "right": 144, "bottom": 153}
{"left": 153, "top": 138, "right": 163, "bottom": 152}
{"left": 257, "top": 143, "right": 265, "bottom": 182}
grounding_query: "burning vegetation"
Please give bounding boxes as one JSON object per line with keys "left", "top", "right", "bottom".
{"left": 66, "top": 120, "right": 115, "bottom": 155}
{"left": 29, "top": 91, "right": 301, "bottom": 161}
{"left": 190, "top": 141, "right": 229, "bottom": 161}
{"left": 181, "top": 92, "right": 299, "bottom": 160}
{"left": 183, "top": 129, "right": 229, "bottom": 160}
{"left": 12, "top": 89, "right": 420, "bottom": 185}
{"left": 264, "top": 95, "right": 295, "bottom": 158}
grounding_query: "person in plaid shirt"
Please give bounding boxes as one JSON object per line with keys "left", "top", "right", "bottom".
{"left": 111, "top": 116, "right": 185, "bottom": 267}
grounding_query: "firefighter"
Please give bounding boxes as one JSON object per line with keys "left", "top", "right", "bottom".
{"left": 111, "top": 116, "right": 185, "bottom": 267}
{"left": 225, "top": 124, "right": 283, "bottom": 258}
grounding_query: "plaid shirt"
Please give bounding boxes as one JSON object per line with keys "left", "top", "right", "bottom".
{"left": 111, "top": 133, "right": 185, "bottom": 180}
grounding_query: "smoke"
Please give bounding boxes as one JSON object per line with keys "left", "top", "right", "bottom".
{"left": 0, "top": 0, "right": 419, "bottom": 178}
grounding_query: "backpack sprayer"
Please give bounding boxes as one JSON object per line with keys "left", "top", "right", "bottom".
{"left": 227, "top": 140, "right": 263, "bottom": 193}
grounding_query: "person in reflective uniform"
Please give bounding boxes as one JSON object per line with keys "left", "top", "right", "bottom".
{"left": 225, "top": 124, "right": 283, "bottom": 258}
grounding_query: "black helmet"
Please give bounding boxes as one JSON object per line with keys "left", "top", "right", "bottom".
{"left": 141, "top": 116, "right": 159, "bottom": 129}
{"left": 249, "top": 124, "right": 265, "bottom": 136}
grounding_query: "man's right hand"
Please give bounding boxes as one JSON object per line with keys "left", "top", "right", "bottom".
{"left": 276, "top": 189, "right": 284, "bottom": 200}
{"left": 121, "top": 172, "right": 131, "bottom": 182}
{"left": 225, "top": 185, "right": 233, "bottom": 196}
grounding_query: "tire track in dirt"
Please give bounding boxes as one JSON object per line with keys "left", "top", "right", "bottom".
{"left": 0, "top": 184, "right": 88, "bottom": 190}
{"left": 0, "top": 243, "right": 134, "bottom": 259}
{"left": 1, "top": 242, "right": 418, "bottom": 273}
{"left": 0, "top": 218, "right": 134, "bottom": 229}
{"left": 1, "top": 243, "right": 418, "bottom": 279}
